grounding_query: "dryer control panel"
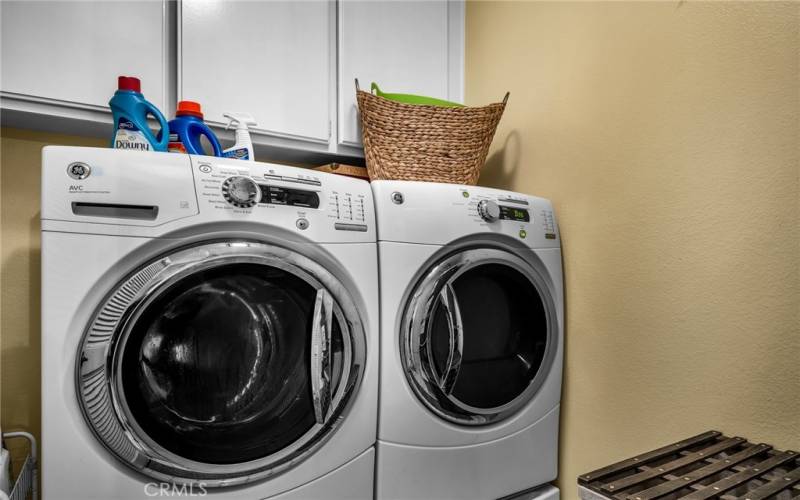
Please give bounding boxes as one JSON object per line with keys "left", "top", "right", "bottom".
{"left": 372, "top": 180, "right": 559, "bottom": 248}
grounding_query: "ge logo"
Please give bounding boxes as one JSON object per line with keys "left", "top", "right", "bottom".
{"left": 67, "top": 162, "right": 91, "bottom": 180}
{"left": 199, "top": 164, "right": 212, "bottom": 173}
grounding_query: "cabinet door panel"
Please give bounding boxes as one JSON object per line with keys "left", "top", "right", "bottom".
{"left": 181, "top": 0, "right": 331, "bottom": 143}
{"left": 338, "top": 0, "right": 460, "bottom": 146}
{"left": 1, "top": 0, "right": 167, "bottom": 111}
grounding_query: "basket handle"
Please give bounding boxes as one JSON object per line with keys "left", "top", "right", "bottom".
{"left": 355, "top": 79, "right": 381, "bottom": 95}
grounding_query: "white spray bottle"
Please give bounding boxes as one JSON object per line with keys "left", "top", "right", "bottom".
{"left": 222, "top": 112, "right": 257, "bottom": 161}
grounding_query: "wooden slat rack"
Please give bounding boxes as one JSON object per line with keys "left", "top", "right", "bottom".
{"left": 578, "top": 430, "right": 800, "bottom": 500}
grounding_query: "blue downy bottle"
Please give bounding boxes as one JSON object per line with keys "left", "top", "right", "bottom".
{"left": 165, "top": 101, "right": 223, "bottom": 156}
{"left": 109, "top": 76, "right": 169, "bottom": 152}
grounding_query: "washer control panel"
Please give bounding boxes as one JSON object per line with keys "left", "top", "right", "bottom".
{"left": 220, "top": 176, "right": 322, "bottom": 210}
{"left": 191, "top": 156, "right": 373, "bottom": 240}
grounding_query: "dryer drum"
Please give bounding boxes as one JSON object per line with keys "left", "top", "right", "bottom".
{"left": 75, "top": 241, "right": 366, "bottom": 487}
{"left": 401, "top": 247, "right": 558, "bottom": 426}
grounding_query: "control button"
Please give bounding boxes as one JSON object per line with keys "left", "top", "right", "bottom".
{"left": 198, "top": 164, "right": 212, "bottom": 173}
{"left": 335, "top": 223, "right": 368, "bottom": 232}
{"left": 391, "top": 192, "right": 404, "bottom": 204}
{"left": 477, "top": 200, "right": 500, "bottom": 222}
{"left": 221, "top": 176, "right": 260, "bottom": 208}
{"left": 67, "top": 162, "right": 91, "bottom": 180}
{"left": 296, "top": 218, "right": 309, "bottom": 230}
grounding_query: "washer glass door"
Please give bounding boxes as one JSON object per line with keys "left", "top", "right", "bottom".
{"left": 402, "top": 247, "right": 558, "bottom": 426}
{"left": 77, "top": 241, "right": 365, "bottom": 487}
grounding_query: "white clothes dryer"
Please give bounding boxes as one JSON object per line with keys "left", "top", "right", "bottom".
{"left": 372, "top": 180, "right": 564, "bottom": 500}
{"left": 41, "top": 147, "right": 378, "bottom": 499}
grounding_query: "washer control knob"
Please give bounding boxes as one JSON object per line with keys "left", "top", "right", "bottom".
{"left": 477, "top": 200, "right": 500, "bottom": 222}
{"left": 222, "top": 176, "right": 259, "bottom": 208}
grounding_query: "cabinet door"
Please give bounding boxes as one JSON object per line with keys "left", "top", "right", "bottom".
{"left": 180, "top": 1, "right": 332, "bottom": 144}
{"left": 338, "top": 0, "right": 464, "bottom": 147}
{"left": 0, "top": 1, "right": 167, "bottom": 111}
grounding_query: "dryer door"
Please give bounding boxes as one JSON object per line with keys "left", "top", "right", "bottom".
{"left": 402, "top": 247, "right": 558, "bottom": 426}
{"left": 76, "top": 241, "right": 366, "bottom": 487}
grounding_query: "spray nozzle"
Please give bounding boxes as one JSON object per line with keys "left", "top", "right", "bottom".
{"left": 223, "top": 112, "right": 257, "bottom": 131}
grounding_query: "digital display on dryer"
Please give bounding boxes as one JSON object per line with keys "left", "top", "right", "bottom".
{"left": 499, "top": 206, "right": 530, "bottom": 222}
{"left": 258, "top": 185, "right": 320, "bottom": 208}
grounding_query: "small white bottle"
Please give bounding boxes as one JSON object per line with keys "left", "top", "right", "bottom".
{"left": 222, "top": 112, "right": 257, "bottom": 161}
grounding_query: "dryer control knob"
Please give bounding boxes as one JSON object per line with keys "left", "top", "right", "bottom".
{"left": 477, "top": 199, "right": 500, "bottom": 222}
{"left": 222, "top": 176, "right": 260, "bottom": 208}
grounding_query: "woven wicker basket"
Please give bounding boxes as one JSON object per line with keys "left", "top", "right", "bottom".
{"left": 356, "top": 81, "right": 508, "bottom": 185}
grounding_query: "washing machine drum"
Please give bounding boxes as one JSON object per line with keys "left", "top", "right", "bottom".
{"left": 76, "top": 241, "right": 366, "bottom": 487}
{"left": 401, "top": 247, "right": 559, "bottom": 426}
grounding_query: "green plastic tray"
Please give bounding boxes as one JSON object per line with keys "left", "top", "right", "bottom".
{"left": 370, "top": 82, "right": 463, "bottom": 108}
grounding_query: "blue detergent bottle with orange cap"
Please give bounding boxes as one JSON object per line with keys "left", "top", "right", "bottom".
{"left": 109, "top": 76, "right": 170, "bottom": 151}
{"left": 165, "top": 101, "right": 223, "bottom": 156}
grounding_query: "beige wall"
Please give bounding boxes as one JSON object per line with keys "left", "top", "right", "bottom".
{"left": 466, "top": 1, "right": 799, "bottom": 497}
{"left": 0, "top": 128, "right": 105, "bottom": 468}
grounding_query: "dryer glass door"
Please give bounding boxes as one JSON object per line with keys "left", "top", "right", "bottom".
{"left": 402, "top": 247, "right": 558, "bottom": 426}
{"left": 76, "top": 241, "right": 366, "bottom": 487}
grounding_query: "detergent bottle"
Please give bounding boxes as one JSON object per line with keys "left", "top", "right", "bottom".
{"left": 222, "top": 112, "right": 258, "bottom": 161}
{"left": 166, "top": 101, "right": 223, "bottom": 156}
{"left": 109, "top": 76, "right": 169, "bottom": 152}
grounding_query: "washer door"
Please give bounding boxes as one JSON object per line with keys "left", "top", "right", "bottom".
{"left": 401, "top": 247, "right": 558, "bottom": 426}
{"left": 77, "top": 241, "right": 366, "bottom": 487}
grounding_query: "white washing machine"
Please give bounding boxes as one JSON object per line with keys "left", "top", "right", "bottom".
{"left": 372, "top": 181, "right": 563, "bottom": 500}
{"left": 41, "top": 146, "right": 378, "bottom": 499}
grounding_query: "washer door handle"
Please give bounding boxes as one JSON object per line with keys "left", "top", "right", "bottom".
{"left": 310, "top": 287, "right": 333, "bottom": 424}
{"left": 436, "top": 282, "right": 463, "bottom": 395}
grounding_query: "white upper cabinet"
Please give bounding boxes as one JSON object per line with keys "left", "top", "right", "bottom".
{"left": 0, "top": 0, "right": 464, "bottom": 159}
{"left": 337, "top": 0, "right": 464, "bottom": 146}
{"left": 180, "top": 0, "right": 332, "bottom": 144}
{"left": 1, "top": 0, "right": 168, "bottom": 112}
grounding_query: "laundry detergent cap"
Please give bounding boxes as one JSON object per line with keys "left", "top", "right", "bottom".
{"left": 117, "top": 76, "right": 141, "bottom": 93}
{"left": 176, "top": 100, "right": 204, "bottom": 118}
